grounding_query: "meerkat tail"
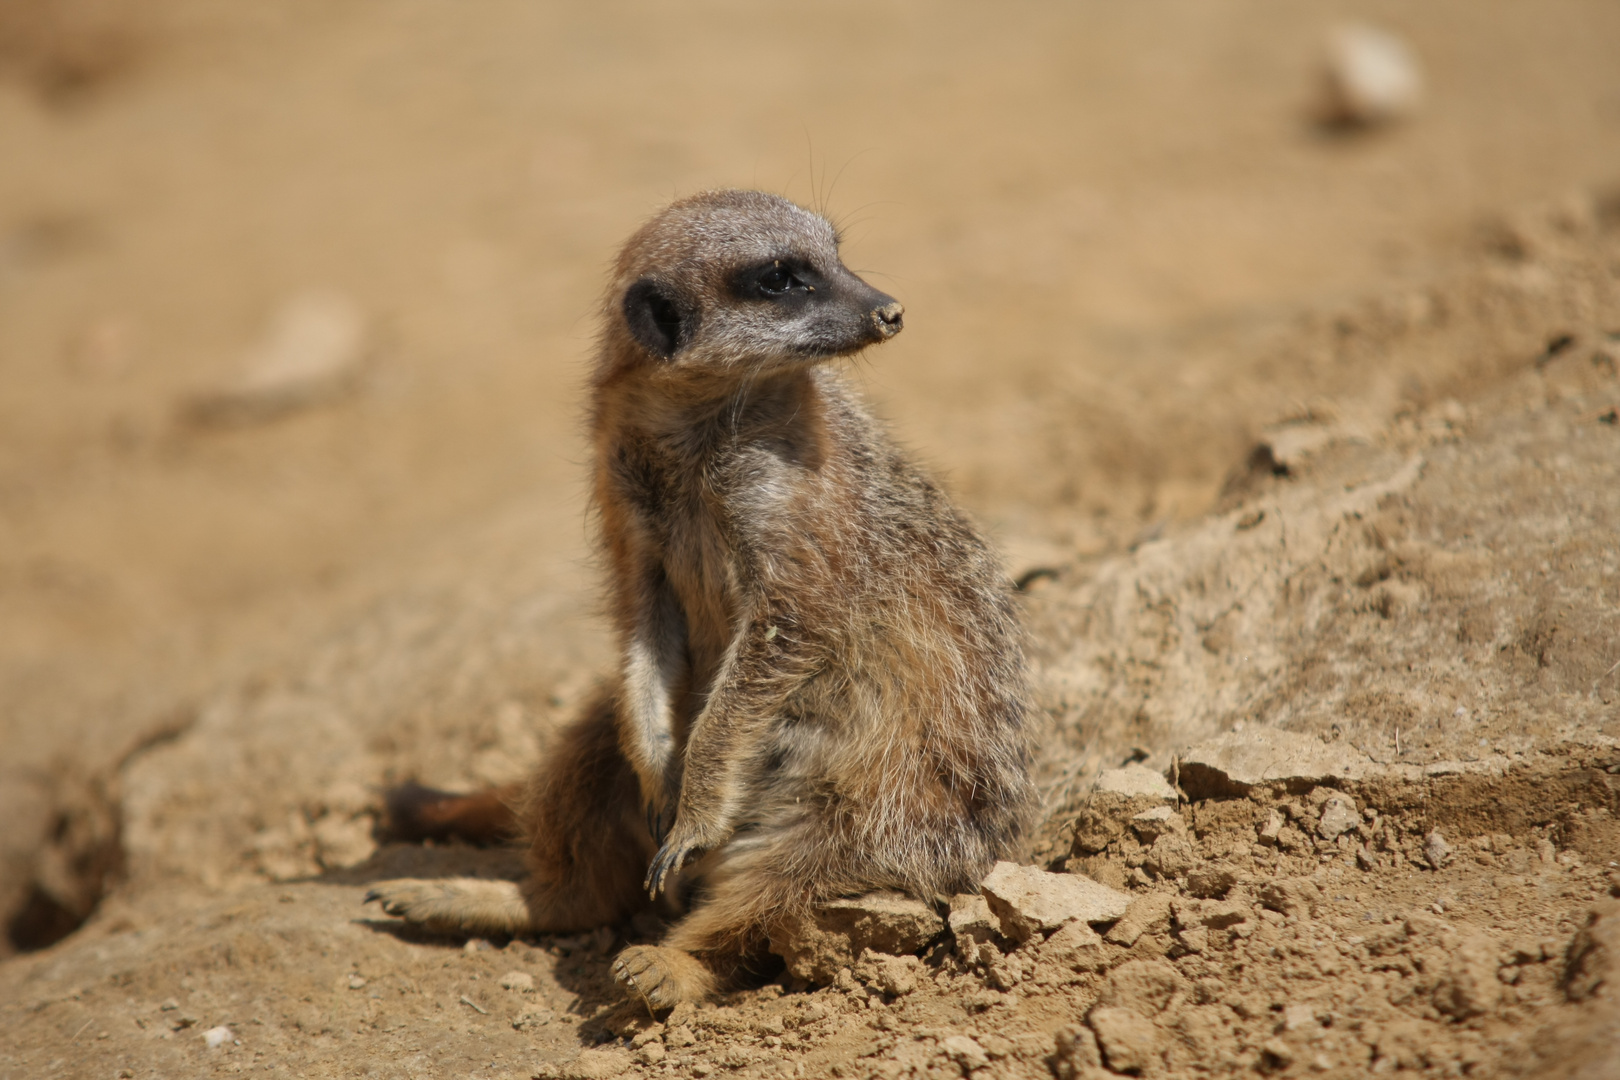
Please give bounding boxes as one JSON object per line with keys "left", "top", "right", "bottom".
{"left": 364, "top": 877, "right": 532, "bottom": 936}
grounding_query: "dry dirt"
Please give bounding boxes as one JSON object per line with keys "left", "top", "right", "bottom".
{"left": 2, "top": 3, "right": 1620, "bottom": 1079}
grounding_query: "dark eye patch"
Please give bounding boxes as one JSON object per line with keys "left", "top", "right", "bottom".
{"left": 729, "top": 258, "right": 821, "bottom": 301}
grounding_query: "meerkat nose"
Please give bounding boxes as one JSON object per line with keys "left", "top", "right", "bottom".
{"left": 872, "top": 301, "right": 905, "bottom": 338}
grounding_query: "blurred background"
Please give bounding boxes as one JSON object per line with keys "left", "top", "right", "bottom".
{"left": 2, "top": 0, "right": 1618, "bottom": 786}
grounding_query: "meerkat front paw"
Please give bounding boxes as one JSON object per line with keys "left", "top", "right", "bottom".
{"left": 364, "top": 877, "right": 531, "bottom": 936}
{"left": 612, "top": 945, "right": 716, "bottom": 1009}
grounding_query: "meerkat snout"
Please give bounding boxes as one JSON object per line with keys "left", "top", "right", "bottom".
{"left": 871, "top": 299, "right": 905, "bottom": 339}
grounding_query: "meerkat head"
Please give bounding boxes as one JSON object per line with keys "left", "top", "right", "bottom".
{"left": 604, "top": 190, "right": 903, "bottom": 379}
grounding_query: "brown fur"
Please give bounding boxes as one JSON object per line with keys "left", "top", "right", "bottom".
{"left": 368, "top": 190, "right": 1035, "bottom": 1006}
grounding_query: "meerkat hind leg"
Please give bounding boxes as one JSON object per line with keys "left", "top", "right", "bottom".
{"left": 365, "top": 877, "right": 531, "bottom": 936}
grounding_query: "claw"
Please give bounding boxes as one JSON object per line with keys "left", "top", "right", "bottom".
{"left": 644, "top": 841, "right": 692, "bottom": 898}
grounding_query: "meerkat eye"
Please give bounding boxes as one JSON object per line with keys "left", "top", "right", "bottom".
{"left": 753, "top": 260, "right": 818, "bottom": 299}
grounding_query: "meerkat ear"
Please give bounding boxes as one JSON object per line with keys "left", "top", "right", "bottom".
{"left": 623, "top": 278, "right": 696, "bottom": 359}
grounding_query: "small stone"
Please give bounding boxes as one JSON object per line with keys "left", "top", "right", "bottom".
{"left": 1179, "top": 729, "right": 1369, "bottom": 798}
{"left": 1318, "top": 23, "right": 1424, "bottom": 127}
{"left": 499, "top": 970, "right": 536, "bottom": 992}
{"left": 202, "top": 1026, "right": 233, "bottom": 1050}
{"left": 1356, "top": 845, "right": 1377, "bottom": 871}
{"left": 1104, "top": 893, "right": 1173, "bottom": 947}
{"left": 635, "top": 1042, "right": 666, "bottom": 1065}
{"left": 948, "top": 893, "right": 1000, "bottom": 950}
{"left": 1257, "top": 808, "right": 1284, "bottom": 846}
{"left": 1130, "top": 805, "right": 1184, "bottom": 844}
{"left": 1184, "top": 865, "right": 1237, "bottom": 899}
{"left": 1423, "top": 830, "right": 1453, "bottom": 870}
{"left": 1281, "top": 1004, "right": 1318, "bottom": 1032}
{"left": 182, "top": 291, "right": 369, "bottom": 426}
{"left": 980, "top": 862, "right": 1131, "bottom": 942}
{"left": 346, "top": 972, "right": 367, "bottom": 990}
{"left": 1094, "top": 764, "right": 1178, "bottom": 801}
{"left": 1088, "top": 1007, "right": 1160, "bottom": 1074}
{"left": 561, "top": 1047, "right": 632, "bottom": 1079}
{"left": 464, "top": 937, "right": 492, "bottom": 954}
{"left": 1315, "top": 793, "right": 1361, "bottom": 840}
{"left": 941, "top": 1035, "right": 990, "bottom": 1071}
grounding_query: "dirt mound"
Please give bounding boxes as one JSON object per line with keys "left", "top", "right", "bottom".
{"left": 4, "top": 190, "right": 1619, "bottom": 1078}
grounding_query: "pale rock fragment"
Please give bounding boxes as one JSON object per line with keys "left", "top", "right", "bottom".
{"left": 1314, "top": 792, "right": 1361, "bottom": 840}
{"left": 1423, "top": 830, "right": 1453, "bottom": 869}
{"left": 1129, "top": 805, "right": 1184, "bottom": 843}
{"left": 498, "top": 970, "right": 535, "bottom": 992}
{"left": 979, "top": 862, "right": 1131, "bottom": 943}
{"left": 184, "top": 291, "right": 369, "bottom": 425}
{"left": 941, "top": 1035, "right": 990, "bottom": 1071}
{"left": 1319, "top": 23, "right": 1424, "bottom": 127}
{"left": 1094, "top": 764, "right": 1178, "bottom": 801}
{"left": 1087, "top": 1007, "right": 1159, "bottom": 1074}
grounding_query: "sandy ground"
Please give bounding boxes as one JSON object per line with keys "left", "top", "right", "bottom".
{"left": 2, "top": 3, "right": 1619, "bottom": 1078}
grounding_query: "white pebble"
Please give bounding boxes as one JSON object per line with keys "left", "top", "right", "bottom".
{"left": 203, "top": 1025, "right": 233, "bottom": 1049}
{"left": 1320, "top": 23, "right": 1423, "bottom": 126}
{"left": 499, "top": 970, "right": 536, "bottom": 992}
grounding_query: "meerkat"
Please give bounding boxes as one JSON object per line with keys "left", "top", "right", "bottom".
{"left": 366, "top": 189, "right": 1035, "bottom": 1007}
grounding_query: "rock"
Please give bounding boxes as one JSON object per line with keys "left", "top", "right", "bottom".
{"left": 182, "top": 291, "right": 369, "bottom": 426}
{"left": 941, "top": 1035, "right": 990, "bottom": 1071}
{"left": 1040, "top": 918, "right": 1111, "bottom": 972}
{"left": 560, "top": 1047, "right": 632, "bottom": 1080}
{"left": 1433, "top": 934, "right": 1501, "bottom": 1019}
{"left": 1178, "top": 729, "right": 1372, "bottom": 799}
{"left": 1565, "top": 899, "right": 1620, "bottom": 1002}
{"left": 1094, "top": 764, "right": 1178, "bottom": 801}
{"left": 948, "top": 893, "right": 1000, "bottom": 948}
{"left": 768, "top": 890, "right": 944, "bottom": 984}
{"left": 1087, "top": 1007, "right": 1159, "bottom": 1074}
{"left": 1423, "top": 830, "right": 1453, "bottom": 870}
{"left": 854, "top": 950, "right": 922, "bottom": 996}
{"left": 1257, "top": 807, "right": 1285, "bottom": 846}
{"left": 1095, "top": 960, "right": 1185, "bottom": 1015}
{"left": 1318, "top": 23, "right": 1424, "bottom": 128}
{"left": 1129, "top": 805, "right": 1184, "bottom": 843}
{"left": 979, "top": 862, "right": 1131, "bottom": 942}
{"left": 1104, "top": 893, "right": 1173, "bottom": 948}
{"left": 1315, "top": 792, "right": 1360, "bottom": 840}
{"left": 1281, "top": 1004, "right": 1318, "bottom": 1032}
{"left": 1184, "top": 865, "right": 1238, "bottom": 899}
{"left": 498, "top": 970, "right": 535, "bottom": 992}
{"left": 1072, "top": 766, "right": 1179, "bottom": 855}
{"left": 202, "top": 1026, "right": 233, "bottom": 1050}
